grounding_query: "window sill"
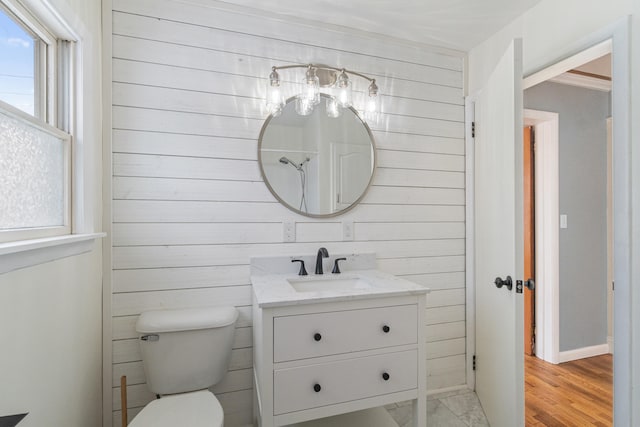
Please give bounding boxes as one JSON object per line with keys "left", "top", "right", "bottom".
{"left": 0, "top": 233, "right": 106, "bottom": 274}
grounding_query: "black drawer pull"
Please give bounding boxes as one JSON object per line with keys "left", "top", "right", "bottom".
{"left": 382, "top": 372, "right": 390, "bottom": 381}
{"left": 382, "top": 325, "right": 390, "bottom": 333}
{"left": 313, "top": 383, "right": 321, "bottom": 392}
{"left": 313, "top": 333, "right": 322, "bottom": 342}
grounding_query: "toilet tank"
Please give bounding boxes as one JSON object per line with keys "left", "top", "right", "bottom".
{"left": 136, "top": 306, "right": 238, "bottom": 395}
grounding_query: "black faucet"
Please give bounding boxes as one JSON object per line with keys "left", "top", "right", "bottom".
{"left": 315, "top": 247, "right": 329, "bottom": 274}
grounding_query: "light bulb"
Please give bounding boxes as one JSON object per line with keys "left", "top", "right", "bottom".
{"left": 364, "top": 80, "right": 380, "bottom": 123}
{"left": 336, "top": 70, "right": 352, "bottom": 108}
{"left": 301, "top": 65, "right": 320, "bottom": 106}
{"left": 265, "top": 67, "right": 284, "bottom": 116}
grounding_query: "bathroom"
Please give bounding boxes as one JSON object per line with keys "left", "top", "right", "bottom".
{"left": 0, "top": 0, "right": 639, "bottom": 426}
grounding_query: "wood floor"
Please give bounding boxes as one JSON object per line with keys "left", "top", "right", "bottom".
{"left": 525, "top": 354, "right": 613, "bottom": 426}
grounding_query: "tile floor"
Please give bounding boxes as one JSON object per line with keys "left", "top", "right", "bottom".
{"left": 386, "top": 389, "right": 489, "bottom": 427}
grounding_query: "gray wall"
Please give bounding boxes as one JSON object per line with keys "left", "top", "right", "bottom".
{"left": 524, "top": 82, "right": 610, "bottom": 352}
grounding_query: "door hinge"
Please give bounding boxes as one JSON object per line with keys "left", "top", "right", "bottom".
{"left": 471, "top": 121, "right": 476, "bottom": 138}
{"left": 473, "top": 354, "right": 476, "bottom": 371}
{"left": 612, "top": 281, "right": 615, "bottom": 291}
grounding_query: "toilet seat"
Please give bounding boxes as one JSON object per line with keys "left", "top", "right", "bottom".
{"left": 128, "top": 390, "right": 223, "bottom": 427}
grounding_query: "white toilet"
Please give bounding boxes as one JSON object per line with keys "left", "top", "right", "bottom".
{"left": 129, "top": 306, "right": 238, "bottom": 427}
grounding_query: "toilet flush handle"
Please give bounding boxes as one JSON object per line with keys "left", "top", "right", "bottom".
{"left": 140, "top": 334, "right": 159, "bottom": 342}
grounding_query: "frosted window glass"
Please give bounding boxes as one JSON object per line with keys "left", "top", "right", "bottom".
{"left": 0, "top": 110, "right": 66, "bottom": 230}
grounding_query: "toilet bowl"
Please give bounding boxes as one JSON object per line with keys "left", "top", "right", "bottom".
{"left": 128, "top": 306, "right": 238, "bottom": 427}
{"left": 128, "top": 390, "right": 223, "bottom": 427}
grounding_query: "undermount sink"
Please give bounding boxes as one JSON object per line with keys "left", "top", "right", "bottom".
{"left": 287, "top": 275, "right": 373, "bottom": 293}
{"left": 250, "top": 253, "right": 430, "bottom": 307}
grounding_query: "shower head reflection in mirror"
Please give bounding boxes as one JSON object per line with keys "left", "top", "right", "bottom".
{"left": 279, "top": 156, "right": 310, "bottom": 171}
{"left": 279, "top": 156, "right": 310, "bottom": 212}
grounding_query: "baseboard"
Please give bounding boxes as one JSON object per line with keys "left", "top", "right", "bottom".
{"left": 558, "top": 343, "right": 610, "bottom": 363}
{"left": 607, "top": 336, "right": 614, "bottom": 354}
{"left": 426, "top": 384, "right": 469, "bottom": 397}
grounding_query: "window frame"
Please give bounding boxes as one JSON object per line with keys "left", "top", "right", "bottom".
{"left": 0, "top": 0, "right": 72, "bottom": 244}
{"left": 0, "top": 0, "right": 104, "bottom": 274}
{"left": 0, "top": 1, "right": 57, "bottom": 122}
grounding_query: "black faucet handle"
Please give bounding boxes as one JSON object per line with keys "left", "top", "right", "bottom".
{"left": 332, "top": 258, "right": 347, "bottom": 274}
{"left": 292, "top": 259, "right": 308, "bottom": 276}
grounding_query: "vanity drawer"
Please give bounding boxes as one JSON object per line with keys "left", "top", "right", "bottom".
{"left": 273, "top": 349, "right": 417, "bottom": 415}
{"left": 273, "top": 304, "right": 417, "bottom": 362}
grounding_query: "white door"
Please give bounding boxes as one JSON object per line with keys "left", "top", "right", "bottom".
{"left": 330, "top": 142, "right": 372, "bottom": 211}
{"left": 473, "top": 39, "right": 524, "bottom": 427}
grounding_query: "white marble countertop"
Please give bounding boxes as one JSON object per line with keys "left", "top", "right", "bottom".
{"left": 251, "top": 268, "right": 430, "bottom": 308}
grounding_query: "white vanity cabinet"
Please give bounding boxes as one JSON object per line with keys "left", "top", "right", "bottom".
{"left": 252, "top": 295, "right": 427, "bottom": 427}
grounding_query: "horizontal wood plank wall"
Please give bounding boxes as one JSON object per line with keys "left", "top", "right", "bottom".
{"left": 110, "top": 0, "right": 465, "bottom": 425}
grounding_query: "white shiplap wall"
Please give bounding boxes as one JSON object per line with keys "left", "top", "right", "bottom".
{"left": 109, "top": 0, "right": 466, "bottom": 425}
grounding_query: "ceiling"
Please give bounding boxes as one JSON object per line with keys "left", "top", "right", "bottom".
{"left": 549, "top": 53, "right": 612, "bottom": 92}
{"left": 574, "top": 54, "right": 612, "bottom": 79}
{"left": 219, "top": 0, "right": 543, "bottom": 51}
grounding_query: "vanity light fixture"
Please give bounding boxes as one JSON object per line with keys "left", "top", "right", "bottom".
{"left": 265, "top": 63, "right": 380, "bottom": 122}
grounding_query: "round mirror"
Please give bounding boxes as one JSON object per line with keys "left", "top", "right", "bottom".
{"left": 258, "top": 94, "right": 376, "bottom": 217}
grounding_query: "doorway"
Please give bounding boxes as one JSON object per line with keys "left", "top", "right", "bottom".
{"left": 522, "top": 41, "right": 613, "bottom": 364}
{"left": 464, "top": 21, "right": 633, "bottom": 426}
{"left": 522, "top": 47, "right": 613, "bottom": 425}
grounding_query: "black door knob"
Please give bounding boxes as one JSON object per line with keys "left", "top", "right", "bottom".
{"left": 525, "top": 278, "right": 535, "bottom": 290}
{"left": 494, "top": 276, "right": 513, "bottom": 291}
{"left": 382, "top": 372, "right": 390, "bottom": 381}
{"left": 314, "top": 333, "right": 322, "bottom": 342}
{"left": 313, "top": 383, "right": 321, "bottom": 392}
{"left": 382, "top": 325, "right": 390, "bottom": 333}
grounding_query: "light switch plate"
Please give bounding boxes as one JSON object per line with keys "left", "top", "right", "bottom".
{"left": 342, "top": 220, "right": 354, "bottom": 241}
{"left": 560, "top": 214, "right": 568, "bottom": 229}
{"left": 283, "top": 220, "right": 296, "bottom": 242}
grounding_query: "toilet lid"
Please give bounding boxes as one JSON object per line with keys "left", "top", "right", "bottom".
{"left": 128, "top": 390, "right": 223, "bottom": 427}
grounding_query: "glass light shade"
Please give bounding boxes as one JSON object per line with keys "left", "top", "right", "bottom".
{"left": 364, "top": 92, "right": 381, "bottom": 123}
{"left": 295, "top": 96, "right": 314, "bottom": 116}
{"left": 336, "top": 71, "right": 352, "bottom": 107}
{"left": 301, "top": 72, "right": 320, "bottom": 106}
{"left": 266, "top": 80, "right": 285, "bottom": 116}
{"left": 337, "top": 85, "right": 352, "bottom": 108}
{"left": 326, "top": 97, "right": 341, "bottom": 118}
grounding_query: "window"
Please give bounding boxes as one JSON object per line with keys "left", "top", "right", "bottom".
{"left": 0, "top": 7, "right": 36, "bottom": 115}
{"left": 0, "top": 2, "right": 72, "bottom": 243}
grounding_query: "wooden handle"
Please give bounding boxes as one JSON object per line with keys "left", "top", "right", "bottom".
{"left": 120, "top": 375, "right": 128, "bottom": 426}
